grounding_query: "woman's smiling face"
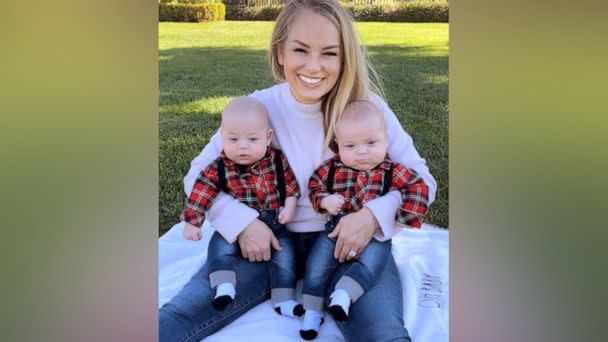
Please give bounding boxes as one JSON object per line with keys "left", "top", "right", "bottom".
{"left": 278, "top": 10, "right": 342, "bottom": 104}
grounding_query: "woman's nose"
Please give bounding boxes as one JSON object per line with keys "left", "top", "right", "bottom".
{"left": 306, "top": 54, "right": 322, "bottom": 73}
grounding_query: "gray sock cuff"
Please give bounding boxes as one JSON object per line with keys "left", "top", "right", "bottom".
{"left": 270, "top": 288, "right": 295, "bottom": 303}
{"left": 335, "top": 275, "right": 365, "bottom": 303}
{"left": 209, "top": 270, "right": 236, "bottom": 289}
{"left": 302, "top": 294, "right": 325, "bottom": 312}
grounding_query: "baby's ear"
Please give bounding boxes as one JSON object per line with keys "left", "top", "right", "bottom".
{"left": 267, "top": 128, "right": 274, "bottom": 145}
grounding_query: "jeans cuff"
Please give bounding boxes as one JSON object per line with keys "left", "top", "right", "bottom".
{"left": 270, "top": 288, "right": 295, "bottom": 303}
{"left": 302, "top": 294, "right": 325, "bottom": 312}
{"left": 209, "top": 270, "right": 236, "bottom": 288}
{"left": 335, "top": 275, "right": 365, "bottom": 303}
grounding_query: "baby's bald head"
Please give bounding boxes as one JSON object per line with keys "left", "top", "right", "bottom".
{"left": 222, "top": 96, "right": 269, "bottom": 129}
{"left": 336, "top": 100, "right": 385, "bottom": 135}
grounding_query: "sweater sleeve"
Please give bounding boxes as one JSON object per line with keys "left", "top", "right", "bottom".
{"left": 307, "top": 159, "right": 333, "bottom": 214}
{"left": 184, "top": 129, "right": 222, "bottom": 196}
{"left": 183, "top": 128, "right": 259, "bottom": 243}
{"left": 374, "top": 94, "right": 437, "bottom": 202}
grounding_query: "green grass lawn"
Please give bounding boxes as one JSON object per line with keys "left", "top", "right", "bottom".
{"left": 159, "top": 21, "right": 448, "bottom": 235}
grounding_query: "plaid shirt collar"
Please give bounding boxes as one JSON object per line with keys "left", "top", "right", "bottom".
{"left": 219, "top": 146, "right": 274, "bottom": 173}
{"left": 332, "top": 153, "right": 392, "bottom": 171}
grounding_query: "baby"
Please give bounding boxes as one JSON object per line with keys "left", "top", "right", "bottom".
{"left": 300, "top": 100, "right": 430, "bottom": 339}
{"left": 179, "top": 96, "right": 304, "bottom": 317}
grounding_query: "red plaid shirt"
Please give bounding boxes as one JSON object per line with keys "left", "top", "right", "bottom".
{"left": 308, "top": 155, "right": 429, "bottom": 228}
{"left": 180, "top": 147, "right": 300, "bottom": 227}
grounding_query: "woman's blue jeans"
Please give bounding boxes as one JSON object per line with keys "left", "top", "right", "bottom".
{"left": 207, "top": 209, "right": 297, "bottom": 296}
{"left": 159, "top": 231, "right": 411, "bottom": 342}
{"left": 302, "top": 215, "right": 393, "bottom": 312}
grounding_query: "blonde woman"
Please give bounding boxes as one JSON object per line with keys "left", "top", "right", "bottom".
{"left": 160, "top": 0, "right": 436, "bottom": 341}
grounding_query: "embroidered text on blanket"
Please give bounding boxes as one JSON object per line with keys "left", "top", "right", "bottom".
{"left": 417, "top": 273, "right": 444, "bottom": 309}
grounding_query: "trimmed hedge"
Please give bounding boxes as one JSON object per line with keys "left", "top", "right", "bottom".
{"left": 159, "top": 3, "right": 226, "bottom": 22}
{"left": 160, "top": 0, "right": 222, "bottom": 3}
{"left": 345, "top": 2, "right": 448, "bottom": 22}
{"left": 226, "top": 1, "right": 448, "bottom": 22}
{"left": 225, "top": 5, "right": 282, "bottom": 21}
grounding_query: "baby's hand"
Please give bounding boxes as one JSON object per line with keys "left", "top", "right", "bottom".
{"left": 278, "top": 206, "right": 295, "bottom": 224}
{"left": 278, "top": 196, "right": 298, "bottom": 224}
{"left": 320, "top": 194, "right": 345, "bottom": 215}
{"left": 182, "top": 222, "right": 202, "bottom": 241}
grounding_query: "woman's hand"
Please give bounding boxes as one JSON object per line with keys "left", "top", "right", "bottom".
{"left": 328, "top": 207, "right": 379, "bottom": 263}
{"left": 237, "top": 218, "right": 282, "bottom": 262}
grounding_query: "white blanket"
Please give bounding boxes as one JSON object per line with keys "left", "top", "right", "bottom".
{"left": 159, "top": 222, "right": 449, "bottom": 342}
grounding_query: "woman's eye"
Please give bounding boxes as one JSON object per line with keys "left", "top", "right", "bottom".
{"left": 368, "top": 140, "right": 376, "bottom": 145}
{"left": 324, "top": 52, "right": 337, "bottom": 56}
{"left": 249, "top": 138, "right": 258, "bottom": 142}
{"left": 345, "top": 144, "right": 354, "bottom": 148}
{"left": 229, "top": 138, "right": 237, "bottom": 142}
{"left": 294, "top": 48, "right": 306, "bottom": 53}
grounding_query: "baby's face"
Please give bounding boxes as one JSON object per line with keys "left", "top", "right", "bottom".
{"left": 335, "top": 115, "right": 388, "bottom": 171}
{"left": 221, "top": 112, "right": 272, "bottom": 165}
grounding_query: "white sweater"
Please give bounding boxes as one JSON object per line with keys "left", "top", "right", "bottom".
{"left": 184, "top": 83, "right": 437, "bottom": 243}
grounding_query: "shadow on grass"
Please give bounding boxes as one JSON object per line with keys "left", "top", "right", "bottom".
{"left": 159, "top": 45, "right": 448, "bottom": 234}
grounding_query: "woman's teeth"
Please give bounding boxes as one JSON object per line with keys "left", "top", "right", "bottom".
{"left": 298, "top": 75, "right": 322, "bottom": 85}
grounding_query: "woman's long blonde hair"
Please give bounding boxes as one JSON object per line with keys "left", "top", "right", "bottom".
{"left": 269, "top": 0, "right": 383, "bottom": 152}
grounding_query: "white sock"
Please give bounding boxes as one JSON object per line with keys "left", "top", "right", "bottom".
{"left": 215, "top": 282, "right": 236, "bottom": 299}
{"left": 329, "top": 289, "right": 351, "bottom": 315}
{"left": 273, "top": 299, "right": 302, "bottom": 317}
{"left": 301, "top": 309, "right": 323, "bottom": 332}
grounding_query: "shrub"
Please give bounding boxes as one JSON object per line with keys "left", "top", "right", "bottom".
{"left": 217, "top": 3, "right": 226, "bottom": 19}
{"left": 159, "top": 0, "right": 221, "bottom": 3}
{"left": 344, "top": 2, "right": 449, "bottom": 23}
{"left": 225, "top": 1, "right": 448, "bottom": 22}
{"left": 177, "top": 0, "right": 221, "bottom": 3}
{"left": 159, "top": 3, "right": 226, "bottom": 22}
{"left": 225, "top": 5, "right": 282, "bottom": 21}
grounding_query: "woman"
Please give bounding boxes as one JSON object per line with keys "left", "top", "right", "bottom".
{"left": 160, "top": 0, "right": 436, "bottom": 341}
